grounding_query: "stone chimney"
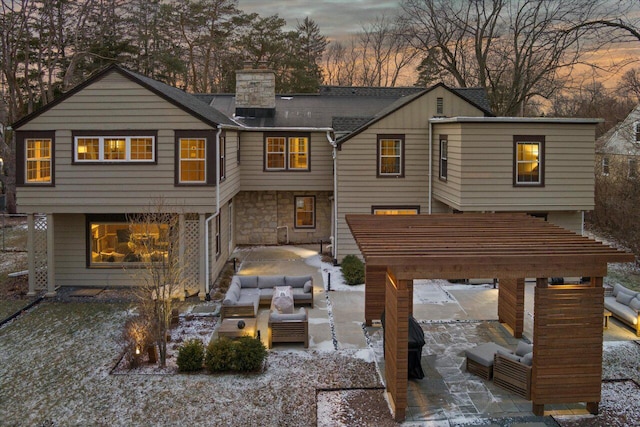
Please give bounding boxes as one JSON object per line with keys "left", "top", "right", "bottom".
{"left": 235, "top": 63, "right": 276, "bottom": 117}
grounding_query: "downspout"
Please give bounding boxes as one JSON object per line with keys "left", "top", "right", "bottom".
{"left": 428, "top": 119, "right": 433, "bottom": 214}
{"left": 205, "top": 125, "right": 223, "bottom": 296}
{"left": 326, "top": 131, "right": 338, "bottom": 263}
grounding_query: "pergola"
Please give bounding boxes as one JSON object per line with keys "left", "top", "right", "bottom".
{"left": 346, "top": 213, "right": 635, "bottom": 422}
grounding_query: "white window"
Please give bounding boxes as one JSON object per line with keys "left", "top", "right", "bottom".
{"left": 514, "top": 136, "right": 544, "bottom": 186}
{"left": 265, "top": 135, "right": 309, "bottom": 171}
{"left": 295, "top": 196, "right": 315, "bottom": 228}
{"left": 74, "top": 136, "right": 155, "bottom": 162}
{"left": 378, "top": 135, "right": 404, "bottom": 177}
{"left": 179, "top": 138, "right": 206, "bottom": 183}
{"left": 26, "top": 138, "right": 52, "bottom": 183}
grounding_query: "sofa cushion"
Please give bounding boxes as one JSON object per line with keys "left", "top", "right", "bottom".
{"left": 259, "top": 275, "right": 285, "bottom": 289}
{"left": 303, "top": 280, "right": 313, "bottom": 293}
{"left": 222, "top": 296, "right": 236, "bottom": 306}
{"left": 238, "top": 275, "right": 258, "bottom": 288}
{"left": 286, "top": 275, "right": 312, "bottom": 288}
{"left": 465, "top": 342, "right": 511, "bottom": 367}
{"left": 228, "top": 282, "right": 241, "bottom": 300}
{"left": 521, "top": 352, "right": 533, "bottom": 366}
{"left": 613, "top": 283, "right": 637, "bottom": 298}
{"left": 497, "top": 348, "right": 521, "bottom": 362}
{"left": 515, "top": 341, "right": 533, "bottom": 357}
{"left": 616, "top": 292, "right": 635, "bottom": 306}
{"left": 630, "top": 297, "right": 640, "bottom": 312}
{"left": 606, "top": 299, "right": 639, "bottom": 325}
{"left": 270, "top": 307, "right": 307, "bottom": 322}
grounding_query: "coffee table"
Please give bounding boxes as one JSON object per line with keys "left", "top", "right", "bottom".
{"left": 218, "top": 317, "right": 258, "bottom": 339}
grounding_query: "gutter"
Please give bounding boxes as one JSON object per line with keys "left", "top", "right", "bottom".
{"left": 326, "top": 130, "right": 338, "bottom": 263}
{"left": 428, "top": 120, "right": 433, "bottom": 214}
{"left": 204, "top": 125, "right": 223, "bottom": 296}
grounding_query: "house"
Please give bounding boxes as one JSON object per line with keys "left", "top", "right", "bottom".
{"left": 596, "top": 104, "right": 640, "bottom": 178}
{"left": 12, "top": 64, "right": 600, "bottom": 297}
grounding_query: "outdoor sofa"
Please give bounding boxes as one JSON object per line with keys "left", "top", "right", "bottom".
{"left": 220, "top": 275, "right": 314, "bottom": 319}
{"left": 604, "top": 283, "right": 640, "bottom": 336}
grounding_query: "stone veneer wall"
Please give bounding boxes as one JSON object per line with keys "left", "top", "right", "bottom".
{"left": 235, "top": 191, "right": 332, "bottom": 245}
{"left": 235, "top": 69, "right": 276, "bottom": 109}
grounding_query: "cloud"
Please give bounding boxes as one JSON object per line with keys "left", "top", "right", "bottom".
{"left": 238, "top": 0, "right": 401, "bottom": 40}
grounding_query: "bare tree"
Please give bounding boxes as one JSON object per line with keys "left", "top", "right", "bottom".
{"left": 358, "top": 15, "right": 419, "bottom": 87}
{"left": 401, "top": 0, "right": 610, "bottom": 115}
{"left": 128, "top": 200, "right": 188, "bottom": 368}
{"left": 324, "top": 40, "right": 359, "bottom": 86}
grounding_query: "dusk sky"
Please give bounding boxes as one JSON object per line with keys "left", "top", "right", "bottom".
{"left": 237, "top": 0, "right": 402, "bottom": 40}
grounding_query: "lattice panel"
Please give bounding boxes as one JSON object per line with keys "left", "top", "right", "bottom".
{"left": 183, "top": 219, "right": 200, "bottom": 289}
{"left": 33, "top": 215, "right": 48, "bottom": 290}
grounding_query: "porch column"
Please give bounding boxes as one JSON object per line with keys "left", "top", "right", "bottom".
{"left": 27, "top": 214, "right": 36, "bottom": 296}
{"left": 384, "top": 268, "right": 409, "bottom": 422}
{"left": 179, "top": 213, "right": 186, "bottom": 290}
{"left": 364, "top": 264, "right": 386, "bottom": 326}
{"left": 198, "top": 213, "right": 207, "bottom": 300}
{"left": 497, "top": 278, "right": 524, "bottom": 338}
{"left": 45, "top": 214, "right": 56, "bottom": 297}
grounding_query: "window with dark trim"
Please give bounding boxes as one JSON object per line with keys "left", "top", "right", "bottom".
{"left": 71, "top": 130, "right": 158, "bottom": 164}
{"left": 219, "top": 134, "right": 226, "bottom": 181}
{"left": 634, "top": 121, "right": 640, "bottom": 142}
{"left": 295, "top": 196, "right": 315, "bottom": 228}
{"left": 86, "top": 214, "right": 171, "bottom": 268}
{"left": 174, "top": 130, "right": 217, "bottom": 186}
{"left": 372, "top": 205, "right": 420, "bottom": 215}
{"left": 16, "top": 130, "right": 55, "bottom": 186}
{"left": 602, "top": 157, "right": 609, "bottom": 176}
{"left": 439, "top": 135, "right": 448, "bottom": 181}
{"left": 436, "top": 97, "right": 444, "bottom": 115}
{"left": 513, "top": 135, "right": 544, "bottom": 186}
{"left": 264, "top": 133, "right": 310, "bottom": 171}
{"left": 377, "top": 134, "right": 404, "bottom": 177}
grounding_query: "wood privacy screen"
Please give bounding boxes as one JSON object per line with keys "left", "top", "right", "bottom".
{"left": 532, "top": 285, "right": 605, "bottom": 415}
{"left": 346, "top": 213, "right": 635, "bottom": 421}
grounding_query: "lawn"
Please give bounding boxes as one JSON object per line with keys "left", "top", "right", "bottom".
{"left": 0, "top": 301, "right": 386, "bottom": 427}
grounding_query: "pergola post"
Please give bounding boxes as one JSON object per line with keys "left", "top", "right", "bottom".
{"left": 384, "top": 268, "right": 409, "bottom": 422}
{"left": 365, "top": 264, "right": 386, "bottom": 326}
{"left": 497, "top": 278, "right": 525, "bottom": 338}
{"left": 532, "top": 277, "right": 604, "bottom": 416}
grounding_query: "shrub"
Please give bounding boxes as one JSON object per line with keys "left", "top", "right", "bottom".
{"left": 233, "top": 336, "right": 267, "bottom": 372}
{"left": 176, "top": 339, "right": 204, "bottom": 372}
{"left": 341, "top": 254, "right": 365, "bottom": 286}
{"left": 205, "top": 337, "right": 235, "bottom": 372}
{"left": 204, "top": 337, "right": 267, "bottom": 373}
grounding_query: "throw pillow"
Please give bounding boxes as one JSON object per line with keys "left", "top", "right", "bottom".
{"left": 223, "top": 297, "right": 236, "bottom": 306}
{"left": 521, "top": 352, "right": 533, "bottom": 366}
{"left": 630, "top": 297, "right": 640, "bottom": 312}
{"left": 303, "top": 280, "right": 313, "bottom": 293}
{"left": 515, "top": 341, "right": 534, "bottom": 357}
{"left": 616, "top": 291, "right": 635, "bottom": 306}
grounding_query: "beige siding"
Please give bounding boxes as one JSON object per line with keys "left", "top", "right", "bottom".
{"left": 16, "top": 73, "right": 228, "bottom": 214}
{"left": 219, "top": 131, "right": 241, "bottom": 205}
{"left": 432, "top": 122, "right": 596, "bottom": 212}
{"left": 336, "top": 89, "right": 485, "bottom": 260}
{"left": 239, "top": 131, "right": 333, "bottom": 191}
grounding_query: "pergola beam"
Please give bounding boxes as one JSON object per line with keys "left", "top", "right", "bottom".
{"left": 346, "top": 213, "right": 635, "bottom": 422}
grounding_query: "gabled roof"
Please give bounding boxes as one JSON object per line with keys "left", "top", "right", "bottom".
{"left": 335, "top": 82, "right": 494, "bottom": 146}
{"left": 596, "top": 104, "right": 640, "bottom": 156}
{"left": 12, "top": 64, "right": 239, "bottom": 130}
